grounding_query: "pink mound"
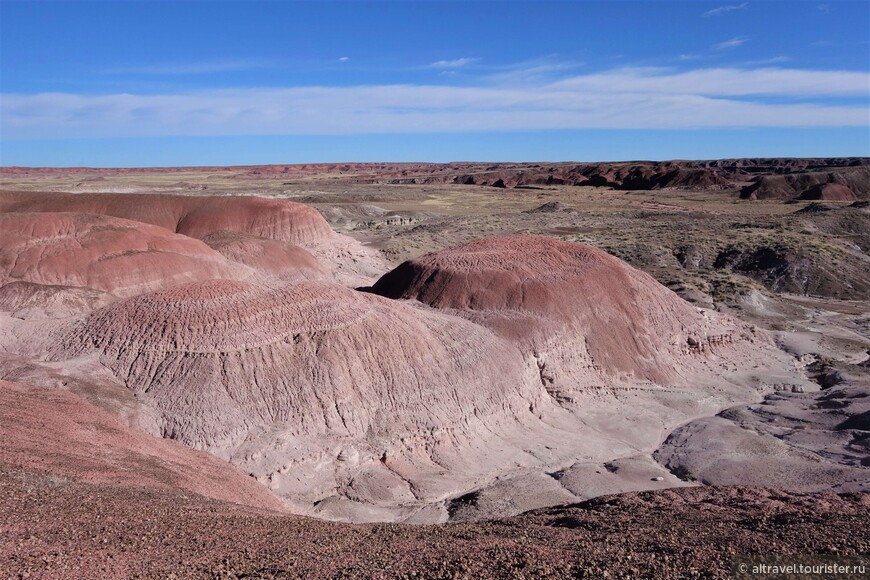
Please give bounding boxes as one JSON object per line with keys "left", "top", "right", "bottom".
{"left": 0, "top": 212, "right": 248, "bottom": 298}
{"left": 202, "top": 231, "right": 325, "bottom": 280}
{"left": 372, "top": 235, "right": 737, "bottom": 383}
{"left": 0, "top": 380, "right": 283, "bottom": 510}
{"left": 0, "top": 281, "right": 114, "bottom": 319}
{"left": 59, "top": 279, "right": 534, "bottom": 452}
{"left": 0, "top": 191, "right": 335, "bottom": 246}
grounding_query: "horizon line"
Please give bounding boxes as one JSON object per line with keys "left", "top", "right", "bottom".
{"left": 4, "top": 155, "right": 870, "bottom": 171}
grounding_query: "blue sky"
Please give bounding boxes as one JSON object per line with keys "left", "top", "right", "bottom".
{"left": 1, "top": 0, "right": 868, "bottom": 166}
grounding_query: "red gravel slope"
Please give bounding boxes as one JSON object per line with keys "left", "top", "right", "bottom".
{"left": 1, "top": 468, "right": 867, "bottom": 579}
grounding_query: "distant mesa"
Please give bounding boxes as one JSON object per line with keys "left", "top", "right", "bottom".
{"left": 387, "top": 163, "right": 736, "bottom": 191}
{"left": 4, "top": 160, "right": 869, "bottom": 201}
{"left": 607, "top": 165, "right": 732, "bottom": 191}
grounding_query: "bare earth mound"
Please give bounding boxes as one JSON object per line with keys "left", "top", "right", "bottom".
{"left": 0, "top": 212, "right": 248, "bottom": 300}
{"left": 201, "top": 231, "right": 325, "bottom": 280}
{"left": 0, "top": 191, "right": 386, "bottom": 286}
{"left": 372, "top": 235, "right": 748, "bottom": 389}
{"left": 0, "top": 191, "right": 333, "bottom": 245}
{"left": 50, "top": 278, "right": 569, "bottom": 520}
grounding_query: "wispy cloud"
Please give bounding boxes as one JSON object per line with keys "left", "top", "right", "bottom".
{"left": 483, "top": 57, "right": 584, "bottom": 84}
{"left": 714, "top": 37, "right": 750, "bottom": 50}
{"left": 549, "top": 67, "right": 867, "bottom": 97}
{"left": 743, "top": 56, "right": 792, "bottom": 66}
{"left": 3, "top": 67, "right": 866, "bottom": 140}
{"left": 817, "top": 4, "right": 831, "bottom": 13}
{"left": 338, "top": 57, "right": 350, "bottom": 62}
{"left": 811, "top": 39, "right": 867, "bottom": 48}
{"left": 703, "top": 2, "right": 748, "bottom": 17}
{"left": 430, "top": 58, "right": 478, "bottom": 69}
{"left": 104, "top": 59, "right": 270, "bottom": 75}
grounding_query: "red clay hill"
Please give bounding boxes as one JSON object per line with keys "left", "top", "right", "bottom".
{"left": 56, "top": 278, "right": 534, "bottom": 450}
{"left": 0, "top": 212, "right": 249, "bottom": 299}
{"left": 371, "top": 235, "right": 744, "bottom": 389}
{"left": 0, "top": 191, "right": 334, "bottom": 245}
{"left": 0, "top": 191, "right": 385, "bottom": 287}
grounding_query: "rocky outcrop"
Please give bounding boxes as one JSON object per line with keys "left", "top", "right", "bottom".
{"left": 740, "top": 166, "right": 870, "bottom": 201}
{"left": 524, "top": 201, "right": 575, "bottom": 213}
{"left": 797, "top": 183, "right": 857, "bottom": 201}
{"left": 713, "top": 244, "right": 870, "bottom": 299}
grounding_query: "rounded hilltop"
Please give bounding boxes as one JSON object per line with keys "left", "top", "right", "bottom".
{"left": 371, "top": 234, "right": 741, "bottom": 384}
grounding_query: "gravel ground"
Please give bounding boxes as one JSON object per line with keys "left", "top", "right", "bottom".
{"left": 2, "top": 468, "right": 868, "bottom": 579}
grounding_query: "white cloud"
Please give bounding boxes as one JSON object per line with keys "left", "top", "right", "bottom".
{"left": 2, "top": 67, "right": 867, "bottom": 140}
{"left": 743, "top": 56, "right": 792, "bottom": 66}
{"left": 104, "top": 59, "right": 269, "bottom": 75}
{"left": 430, "top": 58, "right": 478, "bottom": 69}
{"left": 549, "top": 67, "right": 868, "bottom": 97}
{"left": 714, "top": 37, "right": 750, "bottom": 50}
{"left": 338, "top": 57, "right": 350, "bottom": 62}
{"left": 484, "top": 61, "right": 583, "bottom": 84}
{"left": 703, "top": 3, "right": 749, "bottom": 17}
